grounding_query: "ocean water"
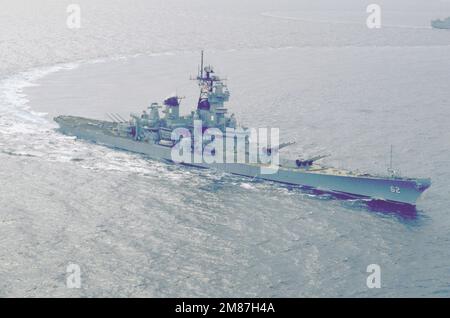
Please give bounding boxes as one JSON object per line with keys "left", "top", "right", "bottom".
{"left": 1, "top": 0, "right": 450, "bottom": 297}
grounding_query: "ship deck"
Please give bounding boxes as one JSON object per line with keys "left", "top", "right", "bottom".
{"left": 55, "top": 115, "right": 418, "bottom": 183}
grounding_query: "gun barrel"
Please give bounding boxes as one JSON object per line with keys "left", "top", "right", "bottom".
{"left": 307, "top": 154, "right": 330, "bottom": 162}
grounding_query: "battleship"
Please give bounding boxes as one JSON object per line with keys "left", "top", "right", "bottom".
{"left": 54, "top": 52, "right": 431, "bottom": 206}
{"left": 431, "top": 17, "right": 450, "bottom": 29}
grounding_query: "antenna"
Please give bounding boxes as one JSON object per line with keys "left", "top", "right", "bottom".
{"left": 200, "top": 50, "right": 204, "bottom": 79}
{"left": 390, "top": 145, "right": 393, "bottom": 171}
{"left": 112, "top": 113, "right": 123, "bottom": 122}
{"left": 115, "top": 113, "right": 127, "bottom": 122}
{"left": 106, "top": 113, "right": 117, "bottom": 123}
{"left": 388, "top": 144, "right": 398, "bottom": 177}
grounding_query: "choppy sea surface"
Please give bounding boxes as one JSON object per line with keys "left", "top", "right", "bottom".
{"left": 1, "top": 0, "right": 450, "bottom": 297}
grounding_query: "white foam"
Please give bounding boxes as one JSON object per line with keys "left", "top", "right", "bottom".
{"left": 0, "top": 57, "right": 206, "bottom": 183}
{"left": 240, "top": 182, "right": 256, "bottom": 190}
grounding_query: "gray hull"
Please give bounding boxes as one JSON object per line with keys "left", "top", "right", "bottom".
{"left": 431, "top": 20, "right": 450, "bottom": 29}
{"left": 55, "top": 117, "right": 431, "bottom": 206}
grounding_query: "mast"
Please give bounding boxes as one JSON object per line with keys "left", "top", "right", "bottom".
{"left": 390, "top": 145, "right": 393, "bottom": 171}
{"left": 193, "top": 51, "right": 230, "bottom": 114}
{"left": 196, "top": 50, "right": 211, "bottom": 110}
{"left": 200, "top": 50, "right": 204, "bottom": 79}
{"left": 388, "top": 144, "right": 397, "bottom": 177}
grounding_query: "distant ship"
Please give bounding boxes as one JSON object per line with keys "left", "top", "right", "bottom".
{"left": 54, "top": 52, "right": 431, "bottom": 206}
{"left": 431, "top": 17, "right": 450, "bottom": 29}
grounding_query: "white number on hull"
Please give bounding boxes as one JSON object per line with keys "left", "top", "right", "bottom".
{"left": 390, "top": 186, "right": 401, "bottom": 194}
